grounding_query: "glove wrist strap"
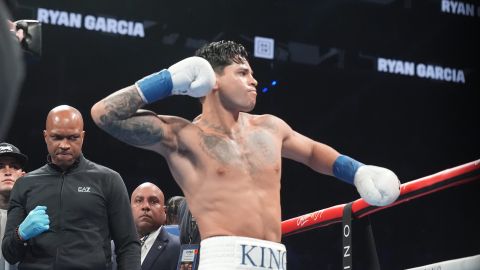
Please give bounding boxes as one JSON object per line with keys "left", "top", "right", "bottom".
{"left": 333, "top": 155, "right": 364, "bottom": 184}
{"left": 135, "top": 69, "right": 173, "bottom": 103}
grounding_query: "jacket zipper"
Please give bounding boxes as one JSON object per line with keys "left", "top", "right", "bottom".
{"left": 55, "top": 172, "right": 66, "bottom": 269}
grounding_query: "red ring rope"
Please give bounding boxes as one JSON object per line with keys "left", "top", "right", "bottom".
{"left": 281, "top": 159, "right": 480, "bottom": 237}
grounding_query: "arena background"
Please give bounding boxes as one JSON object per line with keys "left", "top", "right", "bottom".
{"left": 5, "top": 0, "right": 480, "bottom": 269}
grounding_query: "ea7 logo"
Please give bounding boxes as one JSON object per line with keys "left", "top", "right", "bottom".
{"left": 78, "top": 187, "right": 91, "bottom": 192}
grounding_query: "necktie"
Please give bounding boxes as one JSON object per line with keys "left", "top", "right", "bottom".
{"left": 140, "top": 234, "right": 149, "bottom": 247}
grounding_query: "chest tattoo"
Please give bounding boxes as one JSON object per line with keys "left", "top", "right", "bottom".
{"left": 200, "top": 130, "right": 277, "bottom": 173}
{"left": 201, "top": 134, "right": 238, "bottom": 164}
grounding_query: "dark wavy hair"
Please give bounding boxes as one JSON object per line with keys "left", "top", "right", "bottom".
{"left": 195, "top": 40, "right": 248, "bottom": 74}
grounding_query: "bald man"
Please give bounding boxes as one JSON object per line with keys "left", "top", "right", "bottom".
{"left": 130, "top": 182, "right": 180, "bottom": 270}
{"left": 2, "top": 105, "right": 140, "bottom": 270}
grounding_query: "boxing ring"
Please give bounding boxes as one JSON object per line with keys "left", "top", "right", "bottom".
{"left": 281, "top": 160, "right": 480, "bottom": 270}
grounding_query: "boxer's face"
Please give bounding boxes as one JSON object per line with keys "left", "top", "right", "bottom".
{"left": 44, "top": 114, "right": 85, "bottom": 170}
{"left": 131, "top": 184, "right": 166, "bottom": 235}
{"left": 215, "top": 59, "right": 258, "bottom": 112}
{"left": 0, "top": 157, "right": 24, "bottom": 195}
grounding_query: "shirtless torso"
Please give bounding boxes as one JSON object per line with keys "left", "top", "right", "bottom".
{"left": 91, "top": 42, "right": 341, "bottom": 243}
{"left": 175, "top": 113, "right": 284, "bottom": 241}
{"left": 92, "top": 82, "right": 338, "bottom": 243}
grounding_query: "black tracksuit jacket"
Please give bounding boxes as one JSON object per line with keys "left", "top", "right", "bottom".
{"left": 2, "top": 154, "right": 140, "bottom": 270}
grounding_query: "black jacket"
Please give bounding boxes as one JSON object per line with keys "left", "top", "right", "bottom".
{"left": 141, "top": 227, "right": 180, "bottom": 270}
{"left": 2, "top": 154, "right": 140, "bottom": 270}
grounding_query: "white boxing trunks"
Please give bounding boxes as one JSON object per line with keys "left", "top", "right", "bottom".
{"left": 198, "top": 236, "right": 287, "bottom": 270}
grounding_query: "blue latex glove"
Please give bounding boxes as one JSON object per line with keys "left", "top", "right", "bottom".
{"left": 18, "top": 205, "right": 50, "bottom": 240}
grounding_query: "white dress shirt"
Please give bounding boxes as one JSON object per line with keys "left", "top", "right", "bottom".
{"left": 141, "top": 226, "right": 162, "bottom": 264}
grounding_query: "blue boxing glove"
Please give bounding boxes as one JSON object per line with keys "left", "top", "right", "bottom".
{"left": 18, "top": 205, "right": 50, "bottom": 240}
{"left": 135, "top": 56, "right": 216, "bottom": 103}
{"left": 333, "top": 155, "right": 400, "bottom": 206}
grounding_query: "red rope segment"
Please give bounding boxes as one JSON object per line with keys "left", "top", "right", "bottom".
{"left": 281, "top": 159, "right": 480, "bottom": 237}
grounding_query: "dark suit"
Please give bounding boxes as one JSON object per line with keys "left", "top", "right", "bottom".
{"left": 142, "top": 227, "right": 181, "bottom": 270}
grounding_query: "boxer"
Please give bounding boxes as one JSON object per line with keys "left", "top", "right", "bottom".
{"left": 91, "top": 40, "right": 400, "bottom": 270}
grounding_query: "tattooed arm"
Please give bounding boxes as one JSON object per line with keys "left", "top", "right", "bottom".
{"left": 91, "top": 85, "right": 188, "bottom": 152}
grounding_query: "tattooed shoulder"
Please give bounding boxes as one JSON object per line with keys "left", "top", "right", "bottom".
{"left": 97, "top": 89, "right": 164, "bottom": 146}
{"left": 99, "top": 114, "right": 164, "bottom": 146}
{"left": 102, "top": 90, "right": 144, "bottom": 119}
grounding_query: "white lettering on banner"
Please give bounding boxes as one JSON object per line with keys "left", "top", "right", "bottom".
{"left": 37, "top": 8, "right": 82, "bottom": 28}
{"left": 416, "top": 64, "right": 466, "bottom": 83}
{"left": 377, "top": 58, "right": 414, "bottom": 76}
{"left": 377, "top": 58, "right": 466, "bottom": 84}
{"left": 84, "top": 15, "right": 95, "bottom": 30}
{"left": 441, "top": 0, "right": 476, "bottom": 17}
{"left": 37, "top": 8, "right": 145, "bottom": 38}
{"left": 84, "top": 15, "right": 144, "bottom": 37}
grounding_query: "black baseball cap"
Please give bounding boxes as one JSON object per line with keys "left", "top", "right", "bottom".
{"left": 0, "top": 142, "right": 28, "bottom": 168}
